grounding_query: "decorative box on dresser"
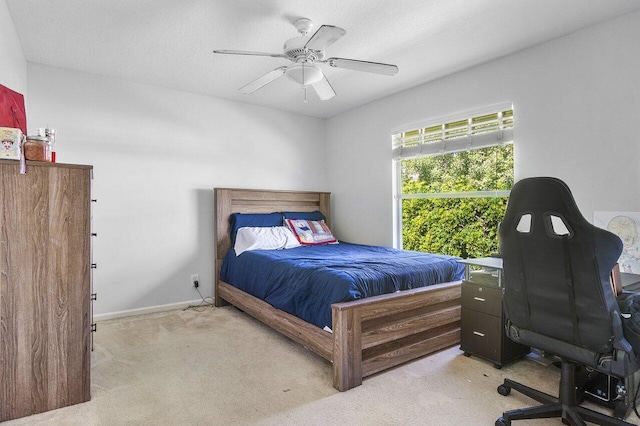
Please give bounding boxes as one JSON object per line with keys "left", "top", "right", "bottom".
{"left": 0, "top": 159, "right": 93, "bottom": 422}
{"left": 459, "top": 257, "right": 530, "bottom": 368}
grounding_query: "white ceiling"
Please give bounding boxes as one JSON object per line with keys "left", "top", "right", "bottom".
{"left": 6, "top": 0, "right": 640, "bottom": 119}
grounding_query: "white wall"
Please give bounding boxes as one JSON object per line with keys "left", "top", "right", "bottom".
{"left": 0, "top": 0, "right": 26, "bottom": 95}
{"left": 26, "top": 64, "right": 327, "bottom": 317}
{"left": 326, "top": 10, "right": 640, "bottom": 247}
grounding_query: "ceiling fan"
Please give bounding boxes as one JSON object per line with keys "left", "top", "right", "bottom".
{"left": 213, "top": 18, "right": 399, "bottom": 101}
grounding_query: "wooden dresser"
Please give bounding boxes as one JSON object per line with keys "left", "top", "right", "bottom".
{"left": 0, "top": 159, "right": 93, "bottom": 422}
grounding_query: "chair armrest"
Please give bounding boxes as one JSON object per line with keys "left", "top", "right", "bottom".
{"left": 611, "top": 309, "right": 633, "bottom": 353}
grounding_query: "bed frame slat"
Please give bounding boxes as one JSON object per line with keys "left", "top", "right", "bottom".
{"left": 361, "top": 303, "right": 461, "bottom": 349}
{"left": 362, "top": 324, "right": 461, "bottom": 377}
{"left": 333, "top": 281, "right": 461, "bottom": 321}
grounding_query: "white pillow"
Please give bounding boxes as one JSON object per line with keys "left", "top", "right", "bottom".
{"left": 234, "top": 226, "right": 301, "bottom": 256}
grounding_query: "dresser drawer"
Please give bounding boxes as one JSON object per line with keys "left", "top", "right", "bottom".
{"left": 462, "top": 281, "right": 502, "bottom": 316}
{"left": 460, "top": 309, "right": 502, "bottom": 362}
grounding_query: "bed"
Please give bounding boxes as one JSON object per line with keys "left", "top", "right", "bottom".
{"left": 214, "top": 188, "right": 464, "bottom": 391}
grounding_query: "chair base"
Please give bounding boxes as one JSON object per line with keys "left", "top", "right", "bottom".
{"left": 496, "top": 361, "right": 636, "bottom": 426}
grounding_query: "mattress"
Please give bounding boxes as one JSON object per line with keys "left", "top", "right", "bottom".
{"left": 220, "top": 242, "right": 465, "bottom": 329}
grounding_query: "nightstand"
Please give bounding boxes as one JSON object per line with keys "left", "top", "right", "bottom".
{"left": 458, "top": 257, "right": 530, "bottom": 368}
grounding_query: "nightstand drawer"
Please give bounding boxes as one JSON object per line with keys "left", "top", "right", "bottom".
{"left": 462, "top": 281, "right": 502, "bottom": 316}
{"left": 460, "top": 309, "right": 502, "bottom": 362}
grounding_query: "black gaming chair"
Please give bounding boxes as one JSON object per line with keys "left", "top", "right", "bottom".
{"left": 496, "top": 177, "right": 640, "bottom": 425}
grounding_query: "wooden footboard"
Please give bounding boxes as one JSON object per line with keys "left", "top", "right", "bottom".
{"left": 332, "top": 281, "right": 461, "bottom": 391}
{"left": 218, "top": 278, "right": 461, "bottom": 391}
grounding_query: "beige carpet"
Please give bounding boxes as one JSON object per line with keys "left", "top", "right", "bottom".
{"left": 3, "top": 306, "right": 639, "bottom": 425}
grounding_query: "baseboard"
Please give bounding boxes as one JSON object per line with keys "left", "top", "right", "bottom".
{"left": 94, "top": 299, "right": 205, "bottom": 322}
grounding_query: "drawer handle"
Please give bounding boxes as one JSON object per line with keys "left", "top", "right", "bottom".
{"left": 473, "top": 297, "right": 486, "bottom": 302}
{"left": 473, "top": 331, "right": 485, "bottom": 337}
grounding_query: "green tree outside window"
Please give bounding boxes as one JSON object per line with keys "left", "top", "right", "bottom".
{"left": 400, "top": 144, "right": 513, "bottom": 258}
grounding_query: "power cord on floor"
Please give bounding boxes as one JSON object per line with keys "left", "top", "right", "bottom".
{"left": 183, "top": 286, "right": 215, "bottom": 312}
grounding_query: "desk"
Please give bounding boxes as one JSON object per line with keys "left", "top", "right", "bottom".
{"left": 621, "top": 272, "right": 640, "bottom": 292}
{"left": 458, "top": 257, "right": 530, "bottom": 368}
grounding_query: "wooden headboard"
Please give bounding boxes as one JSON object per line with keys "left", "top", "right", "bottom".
{"left": 214, "top": 188, "right": 331, "bottom": 266}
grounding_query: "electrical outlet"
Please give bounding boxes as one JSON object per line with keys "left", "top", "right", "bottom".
{"left": 190, "top": 274, "right": 200, "bottom": 288}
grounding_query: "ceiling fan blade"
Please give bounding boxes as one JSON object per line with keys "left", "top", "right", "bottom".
{"left": 324, "top": 57, "right": 399, "bottom": 76}
{"left": 213, "top": 49, "right": 287, "bottom": 59}
{"left": 239, "top": 67, "right": 287, "bottom": 94}
{"left": 304, "top": 25, "right": 346, "bottom": 51}
{"left": 311, "top": 75, "right": 336, "bottom": 101}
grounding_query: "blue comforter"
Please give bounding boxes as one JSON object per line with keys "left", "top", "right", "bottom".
{"left": 220, "top": 242, "right": 464, "bottom": 329}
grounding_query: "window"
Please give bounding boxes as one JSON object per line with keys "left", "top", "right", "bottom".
{"left": 392, "top": 105, "right": 514, "bottom": 258}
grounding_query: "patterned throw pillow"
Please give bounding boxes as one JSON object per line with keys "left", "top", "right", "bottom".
{"left": 285, "top": 219, "right": 337, "bottom": 245}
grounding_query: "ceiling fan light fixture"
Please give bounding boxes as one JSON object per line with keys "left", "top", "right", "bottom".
{"left": 285, "top": 63, "right": 323, "bottom": 86}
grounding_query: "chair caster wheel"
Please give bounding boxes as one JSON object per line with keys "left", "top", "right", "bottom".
{"left": 497, "top": 384, "right": 511, "bottom": 396}
{"left": 463, "top": 352, "right": 471, "bottom": 357}
{"left": 496, "top": 417, "right": 510, "bottom": 426}
{"left": 562, "top": 419, "right": 570, "bottom": 425}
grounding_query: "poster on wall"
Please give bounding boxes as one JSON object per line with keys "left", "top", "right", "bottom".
{"left": 594, "top": 211, "right": 640, "bottom": 274}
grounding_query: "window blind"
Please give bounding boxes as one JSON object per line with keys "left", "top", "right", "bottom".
{"left": 392, "top": 109, "right": 514, "bottom": 160}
